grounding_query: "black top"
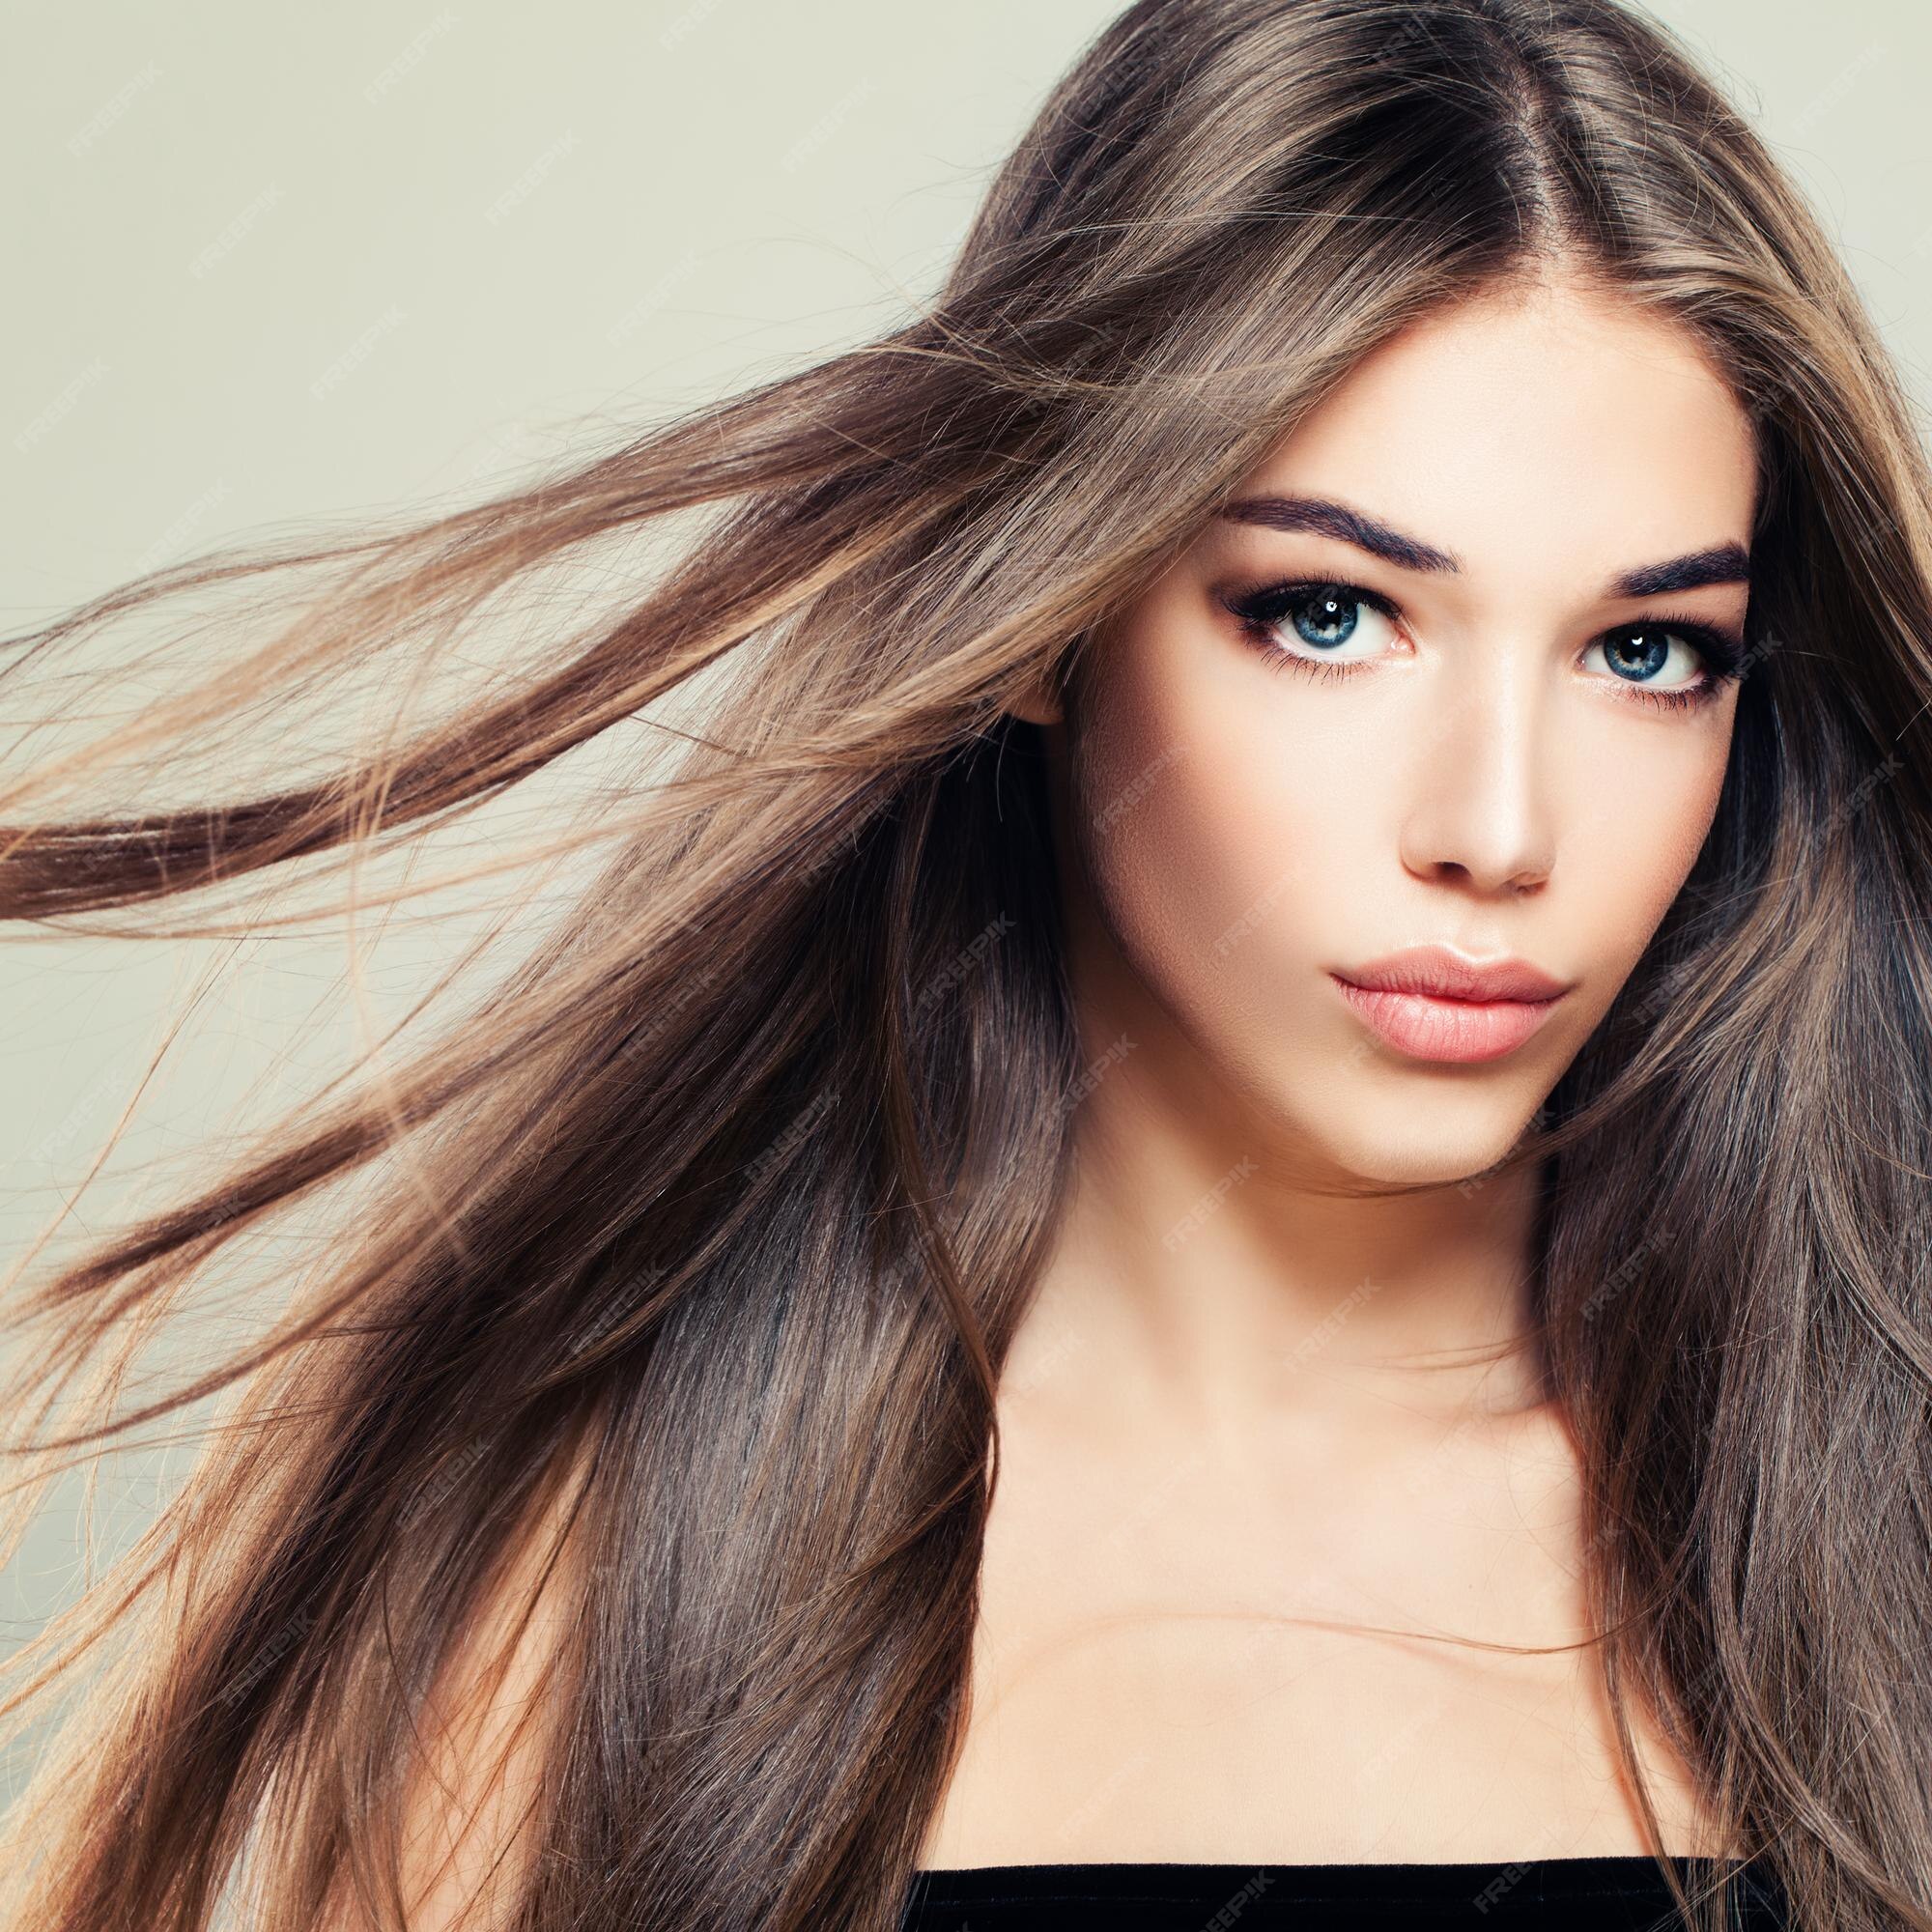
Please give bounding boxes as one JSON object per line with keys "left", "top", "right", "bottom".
{"left": 899, "top": 1855, "right": 1795, "bottom": 1928}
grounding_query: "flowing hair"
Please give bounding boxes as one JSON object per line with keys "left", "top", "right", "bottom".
{"left": 4, "top": 0, "right": 1931, "bottom": 1926}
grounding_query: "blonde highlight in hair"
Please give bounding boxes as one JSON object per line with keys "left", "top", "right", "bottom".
{"left": 4, "top": 2, "right": 1932, "bottom": 1927}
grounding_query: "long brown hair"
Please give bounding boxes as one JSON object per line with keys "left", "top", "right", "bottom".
{"left": 5, "top": 1, "right": 1931, "bottom": 1926}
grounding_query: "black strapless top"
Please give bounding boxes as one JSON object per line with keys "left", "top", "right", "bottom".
{"left": 900, "top": 1855, "right": 1795, "bottom": 1928}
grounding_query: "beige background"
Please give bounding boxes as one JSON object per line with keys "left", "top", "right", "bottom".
{"left": 4, "top": 0, "right": 1930, "bottom": 1809}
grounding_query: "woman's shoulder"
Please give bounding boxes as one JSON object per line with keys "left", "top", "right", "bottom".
{"left": 317, "top": 1451, "right": 594, "bottom": 1930}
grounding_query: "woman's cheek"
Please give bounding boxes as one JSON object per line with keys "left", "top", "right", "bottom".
{"left": 1074, "top": 695, "right": 1345, "bottom": 1061}
{"left": 1551, "top": 717, "right": 1735, "bottom": 1008}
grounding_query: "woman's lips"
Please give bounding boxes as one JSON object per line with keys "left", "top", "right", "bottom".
{"left": 1329, "top": 974, "right": 1567, "bottom": 1063}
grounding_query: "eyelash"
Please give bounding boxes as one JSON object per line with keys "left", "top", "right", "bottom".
{"left": 1218, "top": 578, "right": 1747, "bottom": 714}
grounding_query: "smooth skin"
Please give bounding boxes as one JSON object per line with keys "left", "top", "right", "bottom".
{"left": 917, "top": 267, "right": 1757, "bottom": 1867}
{"left": 332, "top": 269, "right": 1757, "bottom": 1928}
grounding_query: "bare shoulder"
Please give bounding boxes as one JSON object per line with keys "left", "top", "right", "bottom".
{"left": 319, "top": 1441, "right": 597, "bottom": 1931}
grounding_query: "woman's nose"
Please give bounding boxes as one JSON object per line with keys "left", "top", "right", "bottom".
{"left": 1394, "top": 650, "right": 1556, "bottom": 897}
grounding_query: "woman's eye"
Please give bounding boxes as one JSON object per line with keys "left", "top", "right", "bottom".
{"left": 1219, "top": 584, "right": 1737, "bottom": 709}
{"left": 1581, "top": 624, "right": 1713, "bottom": 696}
{"left": 1223, "top": 580, "right": 1402, "bottom": 671}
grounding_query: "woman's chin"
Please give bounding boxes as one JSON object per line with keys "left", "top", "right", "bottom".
{"left": 1286, "top": 1088, "right": 1548, "bottom": 1194}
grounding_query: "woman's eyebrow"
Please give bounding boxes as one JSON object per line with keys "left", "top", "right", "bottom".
{"left": 1611, "top": 544, "right": 1751, "bottom": 597}
{"left": 1216, "top": 492, "right": 1750, "bottom": 596}
{"left": 1218, "top": 492, "right": 1462, "bottom": 573}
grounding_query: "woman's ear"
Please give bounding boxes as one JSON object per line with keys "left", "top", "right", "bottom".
{"left": 1004, "top": 666, "right": 1065, "bottom": 727}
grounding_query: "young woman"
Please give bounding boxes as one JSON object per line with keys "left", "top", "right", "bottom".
{"left": 3, "top": 0, "right": 1927, "bottom": 1927}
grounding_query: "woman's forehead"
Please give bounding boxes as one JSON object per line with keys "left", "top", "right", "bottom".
{"left": 1223, "top": 280, "right": 1758, "bottom": 590}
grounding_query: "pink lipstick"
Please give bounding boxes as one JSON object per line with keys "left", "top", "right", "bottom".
{"left": 1330, "top": 943, "right": 1575, "bottom": 1064}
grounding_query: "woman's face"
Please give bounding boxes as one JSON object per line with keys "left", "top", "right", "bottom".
{"left": 1040, "top": 273, "right": 1757, "bottom": 1185}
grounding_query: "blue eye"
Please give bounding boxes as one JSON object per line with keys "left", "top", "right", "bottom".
{"left": 1582, "top": 624, "right": 1728, "bottom": 708}
{"left": 1220, "top": 579, "right": 1403, "bottom": 672}
{"left": 1217, "top": 577, "right": 1746, "bottom": 712}
{"left": 1286, "top": 586, "right": 1367, "bottom": 646}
